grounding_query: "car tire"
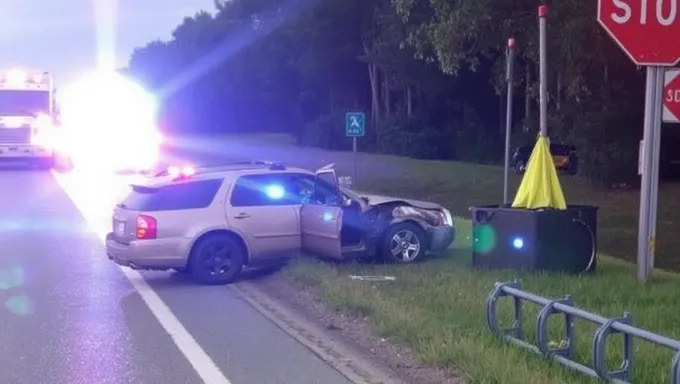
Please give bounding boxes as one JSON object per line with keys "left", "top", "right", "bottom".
{"left": 380, "top": 222, "right": 427, "bottom": 264}
{"left": 189, "top": 234, "right": 246, "bottom": 285}
{"left": 515, "top": 161, "right": 526, "bottom": 174}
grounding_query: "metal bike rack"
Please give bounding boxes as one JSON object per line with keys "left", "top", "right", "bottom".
{"left": 486, "top": 281, "right": 680, "bottom": 383}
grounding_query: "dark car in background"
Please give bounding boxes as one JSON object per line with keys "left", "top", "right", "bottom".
{"left": 512, "top": 143, "right": 578, "bottom": 175}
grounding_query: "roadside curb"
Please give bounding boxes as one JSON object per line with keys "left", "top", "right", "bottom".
{"left": 229, "top": 281, "right": 406, "bottom": 384}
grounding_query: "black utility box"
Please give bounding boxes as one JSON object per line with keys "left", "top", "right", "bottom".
{"left": 470, "top": 205, "right": 598, "bottom": 274}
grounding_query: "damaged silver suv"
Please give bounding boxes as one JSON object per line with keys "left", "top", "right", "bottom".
{"left": 106, "top": 161, "right": 455, "bottom": 284}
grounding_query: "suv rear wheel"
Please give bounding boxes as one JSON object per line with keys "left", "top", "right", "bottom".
{"left": 189, "top": 234, "right": 246, "bottom": 285}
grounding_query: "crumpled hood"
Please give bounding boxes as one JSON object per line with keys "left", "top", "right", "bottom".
{"left": 358, "top": 193, "right": 443, "bottom": 210}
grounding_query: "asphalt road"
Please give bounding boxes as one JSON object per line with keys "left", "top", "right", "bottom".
{"left": 0, "top": 160, "right": 352, "bottom": 384}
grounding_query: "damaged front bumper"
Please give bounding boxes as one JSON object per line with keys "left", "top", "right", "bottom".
{"left": 428, "top": 224, "right": 455, "bottom": 252}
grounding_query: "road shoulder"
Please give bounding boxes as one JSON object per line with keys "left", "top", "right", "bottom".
{"left": 232, "top": 274, "right": 461, "bottom": 384}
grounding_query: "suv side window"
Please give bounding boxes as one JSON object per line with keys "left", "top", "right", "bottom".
{"left": 287, "top": 173, "right": 340, "bottom": 206}
{"left": 230, "top": 174, "right": 302, "bottom": 207}
{"left": 122, "top": 178, "right": 223, "bottom": 211}
{"left": 229, "top": 173, "right": 341, "bottom": 207}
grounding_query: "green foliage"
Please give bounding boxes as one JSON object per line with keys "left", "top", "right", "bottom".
{"left": 124, "top": 0, "right": 664, "bottom": 184}
{"left": 378, "top": 113, "right": 454, "bottom": 159}
{"left": 300, "top": 112, "right": 348, "bottom": 150}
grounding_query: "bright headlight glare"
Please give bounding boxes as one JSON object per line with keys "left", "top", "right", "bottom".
{"left": 59, "top": 70, "right": 159, "bottom": 170}
{"left": 60, "top": 70, "right": 156, "bottom": 132}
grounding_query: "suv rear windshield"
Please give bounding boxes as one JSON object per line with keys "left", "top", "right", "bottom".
{"left": 121, "top": 179, "right": 223, "bottom": 211}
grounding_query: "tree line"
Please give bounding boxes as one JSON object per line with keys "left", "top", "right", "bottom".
{"left": 125, "top": 0, "right": 680, "bottom": 184}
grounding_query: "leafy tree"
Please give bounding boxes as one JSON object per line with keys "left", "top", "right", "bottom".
{"left": 124, "top": 0, "right": 667, "bottom": 183}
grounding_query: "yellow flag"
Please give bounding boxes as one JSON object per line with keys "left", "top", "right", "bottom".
{"left": 512, "top": 136, "right": 567, "bottom": 210}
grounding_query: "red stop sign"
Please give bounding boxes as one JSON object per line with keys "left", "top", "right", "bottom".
{"left": 664, "top": 70, "right": 680, "bottom": 123}
{"left": 598, "top": 0, "right": 680, "bottom": 66}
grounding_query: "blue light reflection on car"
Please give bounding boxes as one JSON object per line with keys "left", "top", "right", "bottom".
{"left": 264, "top": 184, "right": 285, "bottom": 199}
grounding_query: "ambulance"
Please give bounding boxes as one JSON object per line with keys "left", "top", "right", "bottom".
{"left": 0, "top": 68, "right": 57, "bottom": 168}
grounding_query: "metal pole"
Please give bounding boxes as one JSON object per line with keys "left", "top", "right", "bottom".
{"left": 503, "top": 39, "right": 516, "bottom": 204}
{"left": 538, "top": 6, "right": 548, "bottom": 137}
{"left": 647, "top": 67, "right": 664, "bottom": 275}
{"left": 352, "top": 136, "right": 357, "bottom": 188}
{"left": 637, "top": 66, "right": 663, "bottom": 282}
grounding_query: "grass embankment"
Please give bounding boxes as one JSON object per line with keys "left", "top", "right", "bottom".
{"left": 218, "top": 134, "right": 680, "bottom": 383}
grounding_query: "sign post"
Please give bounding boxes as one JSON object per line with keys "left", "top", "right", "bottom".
{"left": 597, "top": 0, "right": 680, "bottom": 283}
{"left": 345, "top": 112, "right": 365, "bottom": 188}
{"left": 503, "top": 38, "right": 516, "bottom": 204}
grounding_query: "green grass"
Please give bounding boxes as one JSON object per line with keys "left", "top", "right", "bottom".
{"left": 218, "top": 133, "right": 680, "bottom": 383}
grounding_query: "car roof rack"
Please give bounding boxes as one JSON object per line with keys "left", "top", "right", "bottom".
{"left": 152, "top": 160, "right": 286, "bottom": 177}
{"left": 207, "top": 160, "right": 286, "bottom": 170}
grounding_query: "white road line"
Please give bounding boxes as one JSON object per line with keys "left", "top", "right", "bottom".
{"left": 52, "top": 170, "right": 231, "bottom": 384}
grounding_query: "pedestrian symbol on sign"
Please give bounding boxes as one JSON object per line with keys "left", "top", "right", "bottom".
{"left": 350, "top": 116, "right": 360, "bottom": 128}
{"left": 345, "top": 112, "right": 365, "bottom": 137}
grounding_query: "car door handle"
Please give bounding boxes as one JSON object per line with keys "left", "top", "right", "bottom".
{"left": 233, "top": 213, "right": 251, "bottom": 219}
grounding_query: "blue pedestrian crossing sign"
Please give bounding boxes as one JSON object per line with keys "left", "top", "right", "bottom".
{"left": 345, "top": 112, "right": 365, "bottom": 137}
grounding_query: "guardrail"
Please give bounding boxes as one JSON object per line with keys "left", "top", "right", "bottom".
{"left": 486, "top": 281, "right": 680, "bottom": 383}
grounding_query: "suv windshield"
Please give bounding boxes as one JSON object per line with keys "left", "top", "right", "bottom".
{"left": 121, "top": 179, "right": 223, "bottom": 211}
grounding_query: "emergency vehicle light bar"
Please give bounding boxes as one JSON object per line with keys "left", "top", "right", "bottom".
{"left": 0, "top": 69, "right": 50, "bottom": 90}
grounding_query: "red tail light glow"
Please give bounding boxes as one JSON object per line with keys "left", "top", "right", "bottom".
{"left": 136, "top": 215, "right": 157, "bottom": 239}
{"left": 167, "top": 165, "right": 195, "bottom": 180}
{"left": 167, "top": 166, "right": 180, "bottom": 177}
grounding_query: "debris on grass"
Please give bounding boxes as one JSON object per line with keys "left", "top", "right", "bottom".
{"left": 349, "top": 275, "right": 396, "bottom": 282}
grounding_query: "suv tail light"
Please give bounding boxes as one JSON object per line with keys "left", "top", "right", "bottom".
{"left": 136, "top": 215, "right": 157, "bottom": 239}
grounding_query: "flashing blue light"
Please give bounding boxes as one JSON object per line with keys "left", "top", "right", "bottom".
{"left": 264, "top": 184, "right": 285, "bottom": 199}
{"left": 511, "top": 237, "right": 525, "bottom": 250}
{"left": 322, "top": 212, "right": 334, "bottom": 222}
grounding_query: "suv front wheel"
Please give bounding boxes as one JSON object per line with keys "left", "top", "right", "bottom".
{"left": 380, "top": 222, "right": 427, "bottom": 264}
{"left": 189, "top": 234, "right": 246, "bottom": 285}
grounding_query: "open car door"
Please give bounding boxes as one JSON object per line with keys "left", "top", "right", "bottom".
{"left": 300, "top": 165, "right": 343, "bottom": 260}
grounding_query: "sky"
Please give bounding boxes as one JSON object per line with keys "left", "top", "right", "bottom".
{"left": 0, "top": 0, "right": 215, "bottom": 86}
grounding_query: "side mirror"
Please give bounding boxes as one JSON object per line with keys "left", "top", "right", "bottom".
{"left": 343, "top": 196, "right": 353, "bottom": 207}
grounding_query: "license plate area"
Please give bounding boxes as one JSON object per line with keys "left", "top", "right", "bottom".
{"left": 114, "top": 221, "right": 126, "bottom": 237}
